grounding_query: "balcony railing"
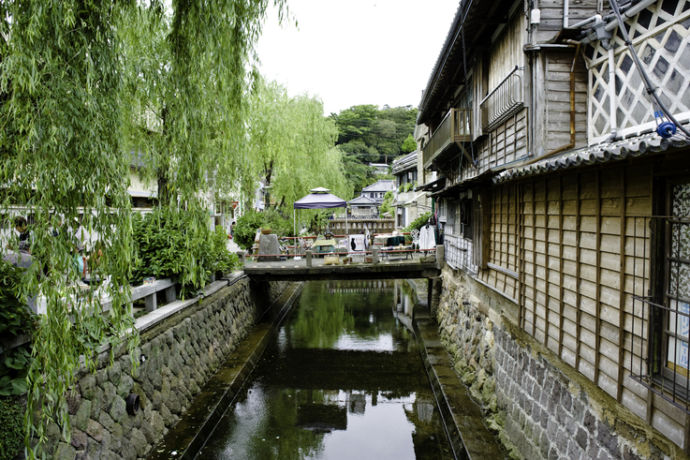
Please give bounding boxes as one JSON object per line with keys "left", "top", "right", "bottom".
{"left": 444, "top": 233, "right": 477, "bottom": 274}
{"left": 423, "top": 108, "right": 473, "bottom": 168}
{"left": 480, "top": 66, "right": 524, "bottom": 131}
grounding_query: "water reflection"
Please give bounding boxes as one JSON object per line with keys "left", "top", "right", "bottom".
{"left": 198, "top": 280, "right": 451, "bottom": 460}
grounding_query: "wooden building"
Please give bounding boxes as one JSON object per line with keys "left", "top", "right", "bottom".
{"left": 391, "top": 150, "right": 430, "bottom": 228}
{"left": 419, "top": 0, "right": 690, "bottom": 457}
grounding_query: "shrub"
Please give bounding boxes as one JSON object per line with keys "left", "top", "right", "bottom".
{"left": 0, "top": 397, "right": 24, "bottom": 460}
{"left": 379, "top": 190, "right": 394, "bottom": 218}
{"left": 233, "top": 210, "right": 265, "bottom": 250}
{"left": 131, "top": 208, "right": 242, "bottom": 292}
{"left": 233, "top": 209, "right": 293, "bottom": 250}
{"left": 131, "top": 207, "right": 213, "bottom": 294}
{"left": 0, "top": 260, "right": 35, "bottom": 397}
{"left": 405, "top": 211, "right": 432, "bottom": 232}
{"left": 210, "top": 226, "right": 240, "bottom": 274}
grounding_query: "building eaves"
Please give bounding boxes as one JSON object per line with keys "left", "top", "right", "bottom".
{"left": 417, "top": 0, "right": 513, "bottom": 125}
{"left": 494, "top": 132, "right": 689, "bottom": 183}
{"left": 416, "top": 177, "right": 446, "bottom": 193}
{"left": 392, "top": 151, "right": 418, "bottom": 175}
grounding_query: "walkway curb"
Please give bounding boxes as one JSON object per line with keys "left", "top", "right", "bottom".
{"left": 413, "top": 309, "right": 507, "bottom": 460}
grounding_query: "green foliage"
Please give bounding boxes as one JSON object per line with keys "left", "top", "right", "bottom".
{"left": 1, "top": 1, "right": 136, "bottom": 454}
{"left": 0, "top": 261, "right": 34, "bottom": 339}
{"left": 234, "top": 210, "right": 266, "bottom": 250}
{"left": 131, "top": 207, "right": 233, "bottom": 294}
{"left": 398, "top": 181, "right": 416, "bottom": 193}
{"left": 245, "top": 78, "right": 350, "bottom": 211}
{"left": 0, "top": 347, "right": 31, "bottom": 397}
{"left": 379, "top": 191, "right": 395, "bottom": 218}
{"left": 405, "top": 211, "right": 432, "bottom": 232}
{"left": 234, "top": 209, "right": 293, "bottom": 250}
{"left": 211, "top": 226, "right": 240, "bottom": 275}
{"left": 333, "top": 104, "right": 417, "bottom": 165}
{"left": 342, "top": 155, "right": 376, "bottom": 195}
{"left": 401, "top": 134, "right": 417, "bottom": 153}
{"left": 0, "top": 261, "right": 33, "bottom": 398}
{"left": 2, "top": 2, "right": 284, "bottom": 453}
{"left": 0, "top": 398, "right": 24, "bottom": 460}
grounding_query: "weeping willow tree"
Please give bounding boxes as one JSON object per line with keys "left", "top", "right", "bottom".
{"left": 246, "top": 78, "right": 352, "bottom": 211}
{"left": 0, "top": 0, "right": 284, "bottom": 456}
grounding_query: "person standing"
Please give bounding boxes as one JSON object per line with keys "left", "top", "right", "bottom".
{"left": 13, "top": 216, "right": 31, "bottom": 253}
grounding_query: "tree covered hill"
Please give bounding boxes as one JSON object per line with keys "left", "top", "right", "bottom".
{"left": 331, "top": 104, "right": 417, "bottom": 193}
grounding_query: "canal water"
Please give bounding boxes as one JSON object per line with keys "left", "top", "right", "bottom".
{"left": 197, "top": 280, "right": 453, "bottom": 459}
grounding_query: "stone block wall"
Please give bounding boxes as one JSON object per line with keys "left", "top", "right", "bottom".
{"left": 437, "top": 268, "right": 676, "bottom": 460}
{"left": 46, "top": 277, "right": 290, "bottom": 460}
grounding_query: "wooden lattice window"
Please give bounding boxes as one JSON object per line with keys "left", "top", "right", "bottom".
{"left": 586, "top": 0, "right": 690, "bottom": 142}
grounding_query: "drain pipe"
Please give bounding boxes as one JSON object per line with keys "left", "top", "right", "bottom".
{"left": 606, "top": 47, "right": 619, "bottom": 141}
{"left": 565, "top": 12, "right": 604, "bottom": 30}
{"left": 580, "top": 0, "right": 656, "bottom": 43}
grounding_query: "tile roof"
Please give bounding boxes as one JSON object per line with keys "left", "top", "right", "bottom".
{"left": 494, "top": 132, "right": 689, "bottom": 183}
{"left": 348, "top": 195, "right": 378, "bottom": 206}
{"left": 362, "top": 180, "right": 395, "bottom": 192}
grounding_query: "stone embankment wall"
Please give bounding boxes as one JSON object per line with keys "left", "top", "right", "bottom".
{"left": 47, "top": 276, "right": 290, "bottom": 460}
{"left": 437, "top": 267, "right": 676, "bottom": 460}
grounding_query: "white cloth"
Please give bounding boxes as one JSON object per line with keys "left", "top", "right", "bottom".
{"left": 419, "top": 225, "right": 436, "bottom": 250}
{"left": 348, "top": 234, "right": 366, "bottom": 252}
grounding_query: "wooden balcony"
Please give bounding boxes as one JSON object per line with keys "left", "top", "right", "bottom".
{"left": 423, "top": 108, "right": 473, "bottom": 169}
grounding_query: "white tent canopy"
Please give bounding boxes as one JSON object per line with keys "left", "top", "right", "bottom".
{"left": 293, "top": 188, "right": 348, "bottom": 256}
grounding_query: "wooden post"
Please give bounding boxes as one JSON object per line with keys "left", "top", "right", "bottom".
{"left": 532, "top": 179, "right": 538, "bottom": 337}
{"left": 428, "top": 277, "right": 442, "bottom": 317}
{"left": 575, "top": 173, "right": 583, "bottom": 371}
{"left": 518, "top": 182, "right": 525, "bottom": 330}
{"left": 543, "top": 177, "right": 550, "bottom": 347}
{"left": 372, "top": 248, "right": 379, "bottom": 264}
{"left": 436, "top": 244, "right": 445, "bottom": 267}
{"left": 616, "top": 170, "right": 628, "bottom": 402}
{"left": 594, "top": 170, "right": 602, "bottom": 385}
{"left": 306, "top": 250, "right": 313, "bottom": 267}
{"left": 558, "top": 175, "right": 566, "bottom": 359}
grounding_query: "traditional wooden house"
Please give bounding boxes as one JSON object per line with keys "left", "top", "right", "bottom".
{"left": 419, "top": 0, "right": 690, "bottom": 457}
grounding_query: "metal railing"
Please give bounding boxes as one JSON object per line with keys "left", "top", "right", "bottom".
{"left": 443, "top": 233, "right": 477, "bottom": 274}
{"left": 480, "top": 66, "right": 524, "bottom": 131}
{"left": 630, "top": 215, "right": 690, "bottom": 413}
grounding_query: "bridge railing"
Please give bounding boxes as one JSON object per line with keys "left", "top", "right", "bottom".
{"left": 245, "top": 244, "right": 440, "bottom": 265}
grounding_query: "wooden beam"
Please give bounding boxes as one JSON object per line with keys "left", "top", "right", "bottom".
{"left": 594, "top": 170, "right": 602, "bottom": 385}
{"left": 616, "top": 170, "right": 628, "bottom": 402}
{"left": 575, "top": 173, "right": 583, "bottom": 371}
{"left": 544, "top": 176, "right": 550, "bottom": 348}
{"left": 532, "top": 178, "right": 538, "bottom": 337}
{"left": 518, "top": 181, "right": 525, "bottom": 329}
{"left": 558, "top": 175, "right": 566, "bottom": 359}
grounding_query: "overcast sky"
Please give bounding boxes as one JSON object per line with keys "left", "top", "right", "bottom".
{"left": 256, "top": 0, "right": 460, "bottom": 115}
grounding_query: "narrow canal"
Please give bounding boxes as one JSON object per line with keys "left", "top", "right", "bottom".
{"left": 196, "top": 280, "right": 453, "bottom": 459}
